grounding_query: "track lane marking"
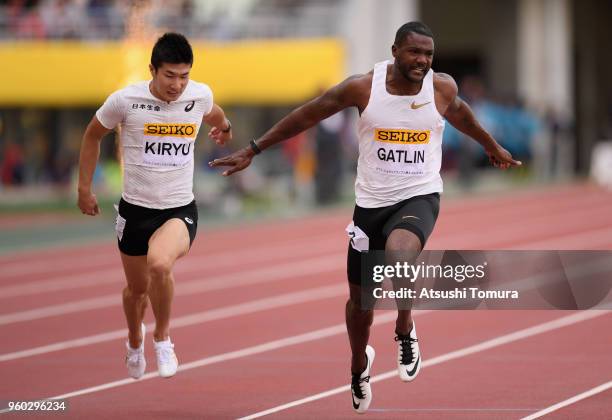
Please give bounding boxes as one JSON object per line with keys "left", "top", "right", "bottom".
{"left": 238, "top": 310, "right": 610, "bottom": 419}
{"left": 520, "top": 379, "right": 612, "bottom": 419}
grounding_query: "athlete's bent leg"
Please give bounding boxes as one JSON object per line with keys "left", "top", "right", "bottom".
{"left": 120, "top": 253, "right": 150, "bottom": 349}
{"left": 147, "top": 218, "right": 190, "bottom": 342}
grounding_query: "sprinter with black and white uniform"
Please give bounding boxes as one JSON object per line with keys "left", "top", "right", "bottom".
{"left": 210, "top": 21, "right": 521, "bottom": 413}
{"left": 78, "top": 33, "right": 232, "bottom": 380}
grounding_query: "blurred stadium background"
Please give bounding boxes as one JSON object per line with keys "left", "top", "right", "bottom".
{"left": 1, "top": 0, "right": 612, "bottom": 252}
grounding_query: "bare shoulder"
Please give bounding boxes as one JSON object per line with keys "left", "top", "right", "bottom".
{"left": 433, "top": 72, "right": 458, "bottom": 100}
{"left": 330, "top": 71, "right": 373, "bottom": 111}
{"left": 340, "top": 72, "right": 373, "bottom": 94}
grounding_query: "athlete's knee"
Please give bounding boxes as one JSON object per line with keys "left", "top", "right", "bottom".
{"left": 347, "top": 285, "right": 374, "bottom": 320}
{"left": 124, "top": 283, "right": 148, "bottom": 299}
{"left": 147, "top": 254, "right": 173, "bottom": 280}
{"left": 346, "top": 298, "right": 373, "bottom": 323}
{"left": 386, "top": 229, "right": 422, "bottom": 254}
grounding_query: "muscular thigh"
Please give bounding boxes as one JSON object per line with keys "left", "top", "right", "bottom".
{"left": 346, "top": 193, "right": 440, "bottom": 287}
{"left": 346, "top": 203, "right": 396, "bottom": 287}
{"left": 382, "top": 193, "right": 440, "bottom": 250}
{"left": 148, "top": 218, "right": 191, "bottom": 264}
{"left": 116, "top": 198, "right": 198, "bottom": 257}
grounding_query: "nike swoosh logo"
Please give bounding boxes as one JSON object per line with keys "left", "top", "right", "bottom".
{"left": 352, "top": 395, "right": 360, "bottom": 410}
{"left": 411, "top": 101, "right": 431, "bottom": 110}
{"left": 406, "top": 355, "right": 420, "bottom": 377}
{"left": 402, "top": 215, "right": 421, "bottom": 220}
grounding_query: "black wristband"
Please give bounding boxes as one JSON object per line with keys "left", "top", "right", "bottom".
{"left": 249, "top": 139, "right": 262, "bottom": 155}
{"left": 221, "top": 120, "right": 232, "bottom": 133}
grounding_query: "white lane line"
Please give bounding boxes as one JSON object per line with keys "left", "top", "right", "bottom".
{"left": 238, "top": 310, "right": 610, "bottom": 419}
{"left": 368, "top": 408, "right": 538, "bottom": 412}
{"left": 0, "top": 236, "right": 338, "bottom": 297}
{"left": 0, "top": 312, "right": 403, "bottom": 413}
{"left": 0, "top": 283, "right": 347, "bottom": 362}
{"left": 520, "top": 380, "right": 612, "bottom": 420}
{"left": 4, "top": 245, "right": 611, "bottom": 357}
{"left": 4, "top": 213, "right": 610, "bottom": 304}
{"left": 4, "top": 202, "right": 610, "bottom": 298}
{"left": 0, "top": 184, "right": 602, "bottom": 272}
{"left": 0, "top": 268, "right": 122, "bottom": 299}
{"left": 0, "top": 253, "right": 344, "bottom": 325}
{"left": 0, "top": 296, "right": 608, "bottom": 414}
{"left": 4, "top": 190, "right": 608, "bottom": 291}
{"left": 2, "top": 255, "right": 578, "bottom": 361}
{"left": 435, "top": 205, "right": 612, "bottom": 249}
{"left": 0, "top": 251, "right": 117, "bottom": 277}
{"left": 509, "top": 226, "right": 612, "bottom": 249}
{"left": 0, "top": 225, "right": 343, "bottom": 278}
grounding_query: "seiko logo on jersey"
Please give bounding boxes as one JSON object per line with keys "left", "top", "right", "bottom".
{"left": 144, "top": 124, "right": 197, "bottom": 137}
{"left": 375, "top": 129, "right": 431, "bottom": 144}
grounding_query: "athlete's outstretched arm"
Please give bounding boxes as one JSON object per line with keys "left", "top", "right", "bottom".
{"left": 203, "top": 104, "right": 232, "bottom": 145}
{"left": 437, "top": 73, "right": 521, "bottom": 169}
{"left": 209, "top": 75, "right": 368, "bottom": 176}
{"left": 77, "top": 116, "right": 112, "bottom": 215}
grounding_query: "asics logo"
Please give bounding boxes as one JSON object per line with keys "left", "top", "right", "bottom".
{"left": 184, "top": 100, "right": 195, "bottom": 112}
{"left": 184, "top": 217, "right": 194, "bottom": 225}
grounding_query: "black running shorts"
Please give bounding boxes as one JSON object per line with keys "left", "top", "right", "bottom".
{"left": 346, "top": 193, "right": 440, "bottom": 285}
{"left": 115, "top": 198, "right": 198, "bottom": 256}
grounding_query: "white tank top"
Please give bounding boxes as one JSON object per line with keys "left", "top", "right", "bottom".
{"left": 355, "top": 60, "right": 444, "bottom": 208}
{"left": 96, "top": 80, "right": 213, "bottom": 209}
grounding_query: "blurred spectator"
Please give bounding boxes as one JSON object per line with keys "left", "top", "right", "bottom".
{"left": 86, "top": 0, "right": 124, "bottom": 39}
{"left": 282, "top": 131, "right": 314, "bottom": 204}
{"left": 1, "top": 141, "right": 25, "bottom": 186}
{"left": 0, "top": 0, "right": 342, "bottom": 40}
{"left": 40, "top": 0, "right": 84, "bottom": 39}
{"left": 7, "top": 0, "right": 46, "bottom": 39}
{"left": 455, "top": 76, "right": 495, "bottom": 188}
{"left": 314, "top": 110, "right": 347, "bottom": 205}
{"left": 443, "top": 75, "right": 542, "bottom": 188}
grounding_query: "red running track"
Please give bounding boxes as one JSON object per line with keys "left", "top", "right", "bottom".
{"left": 1, "top": 182, "right": 611, "bottom": 419}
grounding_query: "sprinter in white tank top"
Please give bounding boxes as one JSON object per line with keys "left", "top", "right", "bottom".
{"left": 211, "top": 22, "right": 521, "bottom": 413}
{"left": 78, "top": 33, "right": 232, "bottom": 381}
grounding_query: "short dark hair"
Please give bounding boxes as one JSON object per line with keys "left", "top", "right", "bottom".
{"left": 151, "top": 32, "right": 193, "bottom": 70}
{"left": 394, "top": 21, "right": 434, "bottom": 45}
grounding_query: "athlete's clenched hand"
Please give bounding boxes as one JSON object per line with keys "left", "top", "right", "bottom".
{"left": 208, "top": 148, "right": 254, "bottom": 176}
{"left": 78, "top": 190, "right": 100, "bottom": 216}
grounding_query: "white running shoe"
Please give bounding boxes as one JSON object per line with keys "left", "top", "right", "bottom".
{"left": 154, "top": 338, "right": 178, "bottom": 378}
{"left": 351, "top": 345, "right": 375, "bottom": 414}
{"left": 395, "top": 322, "right": 421, "bottom": 382}
{"left": 125, "top": 323, "right": 146, "bottom": 379}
